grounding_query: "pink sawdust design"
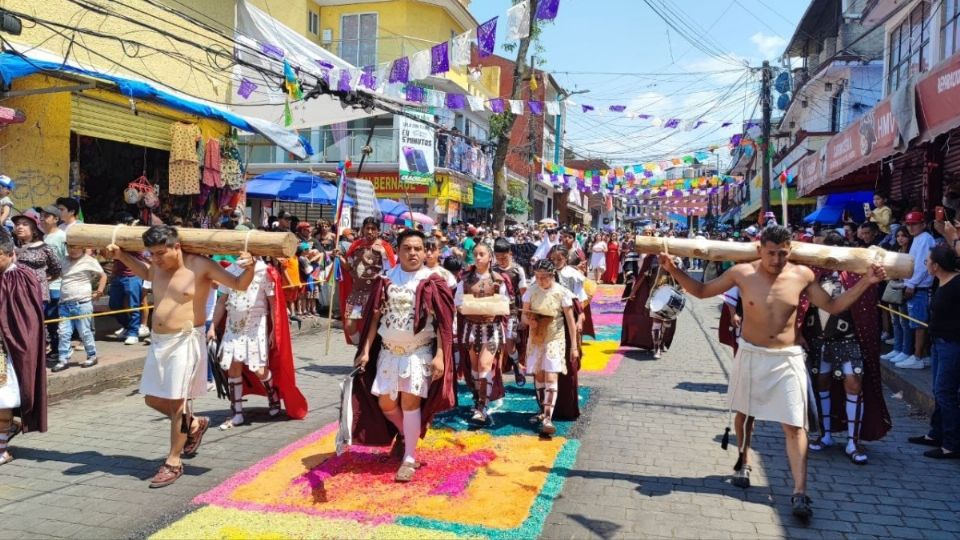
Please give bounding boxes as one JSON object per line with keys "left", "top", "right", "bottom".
{"left": 194, "top": 422, "right": 338, "bottom": 506}
{"left": 293, "top": 445, "right": 497, "bottom": 500}
{"left": 597, "top": 352, "right": 624, "bottom": 375}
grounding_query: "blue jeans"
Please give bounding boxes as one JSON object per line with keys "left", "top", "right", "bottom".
{"left": 46, "top": 289, "right": 61, "bottom": 355}
{"left": 906, "top": 289, "right": 931, "bottom": 329}
{"left": 57, "top": 300, "right": 97, "bottom": 361}
{"left": 109, "top": 275, "right": 143, "bottom": 337}
{"left": 892, "top": 306, "right": 914, "bottom": 354}
{"left": 928, "top": 338, "right": 960, "bottom": 452}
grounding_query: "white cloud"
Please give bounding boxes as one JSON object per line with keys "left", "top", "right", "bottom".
{"left": 751, "top": 32, "right": 787, "bottom": 60}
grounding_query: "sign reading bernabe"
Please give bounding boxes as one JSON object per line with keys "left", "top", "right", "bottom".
{"left": 398, "top": 113, "right": 435, "bottom": 186}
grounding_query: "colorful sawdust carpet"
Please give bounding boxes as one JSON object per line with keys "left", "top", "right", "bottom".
{"left": 581, "top": 284, "right": 628, "bottom": 375}
{"left": 152, "top": 383, "right": 590, "bottom": 540}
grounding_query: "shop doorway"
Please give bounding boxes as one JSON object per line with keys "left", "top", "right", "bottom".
{"left": 72, "top": 134, "right": 170, "bottom": 224}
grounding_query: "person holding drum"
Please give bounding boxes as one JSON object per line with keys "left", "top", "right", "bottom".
{"left": 522, "top": 259, "right": 579, "bottom": 435}
{"left": 455, "top": 243, "right": 511, "bottom": 425}
{"left": 621, "top": 233, "right": 683, "bottom": 359}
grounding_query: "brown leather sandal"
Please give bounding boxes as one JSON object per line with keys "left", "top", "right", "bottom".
{"left": 149, "top": 462, "right": 183, "bottom": 488}
{"left": 394, "top": 461, "right": 421, "bottom": 483}
{"left": 183, "top": 416, "right": 210, "bottom": 457}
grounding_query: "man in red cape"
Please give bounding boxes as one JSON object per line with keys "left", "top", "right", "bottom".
{"left": 621, "top": 253, "right": 677, "bottom": 354}
{"left": 337, "top": 218, "right": 396, "bottom": 345}
{"left": 350, "top": 229, "right": 455, "bottom": 482}
{"left": 0, "top": 226, "right": 46, "bottom": 466}
{"left": 798, "top": 267, "right": 892, "bottom": 462}
{"left": 232, "top": 265, "right": 308, "bottom": 421}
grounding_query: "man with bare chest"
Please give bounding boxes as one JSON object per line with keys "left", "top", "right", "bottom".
{"left": 659, "top": 226, "right": 885, "bottom": 521}
{"left": 107, "top": 226, "right": 254, "bottom": 488}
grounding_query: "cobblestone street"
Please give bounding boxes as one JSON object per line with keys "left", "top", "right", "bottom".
{"left": 1, "top": 291, "right": 958, "bottom": 539}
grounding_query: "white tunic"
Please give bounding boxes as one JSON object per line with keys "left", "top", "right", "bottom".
{"left": 372, "top": 266, "right": 436, "bottom": 400}
{"left": 218, "top": 261, "right": 273, "bottom": 371}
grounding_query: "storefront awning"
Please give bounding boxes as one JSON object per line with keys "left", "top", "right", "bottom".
{"left": 471, "top": 182, "right": 493, "bottom": 209}
{"left": 797, "top": 81, "right": 918, "bottom": 197}
{"left": 0, "top": 51, "right": 309, "bottom": 159}
{"left": 917, "top": 52, "right": 960, "bottom": 143}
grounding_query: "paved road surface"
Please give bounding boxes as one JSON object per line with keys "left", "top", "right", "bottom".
{"left": 0, "top": 293, "right": 958, "bottom": 539}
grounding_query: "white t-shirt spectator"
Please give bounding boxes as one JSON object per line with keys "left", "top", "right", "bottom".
{"left": 59, "top": 255, "right": 104, "bottom": 303}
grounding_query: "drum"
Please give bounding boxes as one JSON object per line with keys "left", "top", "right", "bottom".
{"left": 648, "top": 286, "right": 686, "bottom": 320}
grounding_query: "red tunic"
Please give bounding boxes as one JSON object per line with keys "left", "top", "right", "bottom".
{"left": 350, "top": 272, "right": 456, "bottom": 444}
{"left": 603, "top": 242, "right": 620, "bottom": 284}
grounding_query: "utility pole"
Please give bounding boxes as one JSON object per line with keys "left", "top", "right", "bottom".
{"left": 760, "top": 60, "right": 772, "bottom": 219}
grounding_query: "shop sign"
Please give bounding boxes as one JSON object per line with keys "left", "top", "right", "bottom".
{"left": 398, "top": 113, "right": 435, "bottom": 186}
{"left": 534, "top": 184, "right": 549, "bottom": 196}
{"left": 357, "top": 172, "right": 430, "bottom": 198}
{"left": 917, "top": 52, "right": 960, "bottom": 141}
{"left": 430, "top": 173, "right": 474, "bottom": 204}
{"left": 799, "top": 98, "right": 897, "bottom": 195}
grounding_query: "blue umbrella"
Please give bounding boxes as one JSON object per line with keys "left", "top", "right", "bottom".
{"left": 378, "top": 199, "right": 410, "bottom": 218}
{"left": 246, "top": 170, "right": 355, "bottom": 206}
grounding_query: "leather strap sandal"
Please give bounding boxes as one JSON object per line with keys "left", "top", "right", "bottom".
{"left": 149, "top": 462, "right": 183, "bottom": 488}
{"left": 183, "top": 416, "right": 210, "bottom": 457}
{"left": 847, "top": 443, "right": 868, "bottom": 465}
{"left": 791, "top": 493, "right": 813, "bottom": 521}
{"left": 394, "top": 460, "right": 422, "bottom": 483}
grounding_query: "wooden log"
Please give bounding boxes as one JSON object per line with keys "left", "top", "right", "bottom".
{"left": 634, "top": 236, "right": 914, "bottom": 279}
{"left": 67, "top": 224, "right": 298, "bottom": 258}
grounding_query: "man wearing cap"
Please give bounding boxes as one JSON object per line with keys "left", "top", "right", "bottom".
{"left": 896, "top": 212, "right": 936, "bottom": 370}
{"left": 55, "top": 197, "right": 81, "bottom": 232}
{"left": 40, "top": 205, "right": 67, "bottom": 362}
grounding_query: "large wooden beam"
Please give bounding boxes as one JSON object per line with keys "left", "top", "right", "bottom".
{"left": 635, "top": 236, "right": 914, "bottom": 279}
{"left": 67, "top": 224, "right": 298, "bottom": 258}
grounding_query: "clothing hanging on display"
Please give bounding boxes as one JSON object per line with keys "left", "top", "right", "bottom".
{"left": 202, "top": 138, "right": 223, "bottom": 188}
{"left": 169, "top": 122, "right": 201, "bottom": 195}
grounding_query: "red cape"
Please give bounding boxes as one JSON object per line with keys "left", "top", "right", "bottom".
{"left": 458, "top": 269, "right": 515, "bottom": 403}
{"left": 798, "top": 270, "right": 891, "bottom": 441}
{"left": 620, "top": 255, "right": 676, "bottom": 350}
{"left": 718, "top": 307, "right": 739, "bottom": 355}
{"left": 351, "top": 272, "right": 456, "bottom": 445}
{"left": 340, "top": 239, "right": 397, "bottom": 345}
{"left": 0, "top": 265, "right": 46, "bottom": 433}
{"left": 237, "top": 266, "right": 308, "bottom": 419}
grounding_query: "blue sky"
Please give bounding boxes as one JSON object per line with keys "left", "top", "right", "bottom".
{"left": 467, "top": 0, "right": 809, "bottom": 166}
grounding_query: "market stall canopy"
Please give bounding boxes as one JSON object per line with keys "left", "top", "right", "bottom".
{"left": 0, "top": 49, "right": 309, "bottom": 159}
{"left": 234, "top": 0, "right": 384, "bottom": 130}
{"left": 802, "top": 191, "right": 873, "bottom": 225}
{"left": 378, "top": 199, "right": 411, "bottom": 218}
{"left": 246, "top": 170, "right": 355, "bottom": 206}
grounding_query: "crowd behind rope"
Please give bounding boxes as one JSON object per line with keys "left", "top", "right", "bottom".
{"left": 0, "top": 173, "right": 957, "bottom": 487}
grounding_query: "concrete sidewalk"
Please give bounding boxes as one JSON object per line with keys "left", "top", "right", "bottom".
{"left": 47, "top": 316, "right": 341, "bottom": 402}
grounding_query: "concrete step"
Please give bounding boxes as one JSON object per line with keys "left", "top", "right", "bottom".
{"left": 877, "top": 349, "right": 934, "bottom": 416}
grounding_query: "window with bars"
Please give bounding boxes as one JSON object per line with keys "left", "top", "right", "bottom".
{"left": 942, "top": 0, "right": 960, "bottom": 58}
{"left": 308, "top": 11, "right": 319, "bottom": 35}
{"left": 888, "top": 1, "right": 932, "bottom": 92}
{"left": 340, "top": 13, "right": 378, "bottom": 67}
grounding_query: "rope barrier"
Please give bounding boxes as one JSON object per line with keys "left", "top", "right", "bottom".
{"left": 877, "top": 303, "right": 928, "bottom": 328}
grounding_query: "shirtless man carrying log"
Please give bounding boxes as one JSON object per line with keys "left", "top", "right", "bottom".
{"left": 658, "top": 226, "right": 885, "bottom": 521}
{"left": 106, "top": 225, "right": 254, "bottom": 488}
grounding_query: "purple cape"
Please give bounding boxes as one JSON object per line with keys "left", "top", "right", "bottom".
{"left": 350, "top": 273, "right": 456, "bottom": 445}
{"left": 0, "top": 265, "right": 46, "bottom": 433}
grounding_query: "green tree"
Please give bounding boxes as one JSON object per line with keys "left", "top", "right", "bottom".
{"left": 490, "top": 0, "right": 543, "bottom": 228}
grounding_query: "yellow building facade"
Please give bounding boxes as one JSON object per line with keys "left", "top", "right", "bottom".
{"left": 0, "top": 0, "right": 235, "bottom": 210}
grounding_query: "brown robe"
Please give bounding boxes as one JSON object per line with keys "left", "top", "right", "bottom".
{"left": 0, "top": 264, "right": 47, "bottom": 433}
{"left": 620, "top": 255, "right": 677, "bottom": 350}
{"left": 350, "top": 272, "right": 456, "bottom": 445}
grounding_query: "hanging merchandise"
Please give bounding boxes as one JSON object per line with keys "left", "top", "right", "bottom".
{"left": 203, "top": 138, "right": 223, "bottom": 188}
{"left": 124, "top": 175, "right": 158, "bottom": 207}
{"left": 168, "top": 121, "right": 202, "bottom": 196}
{"left": 222, "top": 139, "right": 246, "bottom": 190}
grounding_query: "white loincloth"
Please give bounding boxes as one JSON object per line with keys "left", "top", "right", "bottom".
{"left": 139, "top": 326, "right": 208, "bottom": 400}
{"left": 729, "top": 339, "right": 809, "bottom": 430}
